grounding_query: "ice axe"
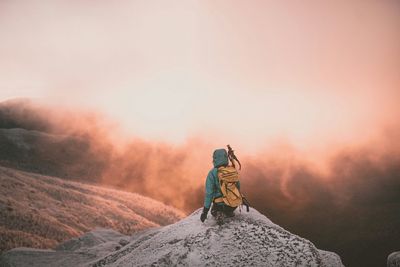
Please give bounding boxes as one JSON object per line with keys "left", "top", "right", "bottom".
{"left": 227, "top": 145, "right": 250, "bottom": 211}
{"left": 227, "top": 144, "right": 242, "bottom": 170}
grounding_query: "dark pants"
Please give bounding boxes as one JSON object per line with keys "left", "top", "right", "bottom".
{"left": 211, "top": 203, "right": 236, "bottom": 217}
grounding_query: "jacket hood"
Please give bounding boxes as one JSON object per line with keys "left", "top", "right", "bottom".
{"left": 213, "top": 149, "right": 229, "bottom": 168}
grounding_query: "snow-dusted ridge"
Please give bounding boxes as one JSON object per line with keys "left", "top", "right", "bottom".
{"left": 1, "top": 207, "right": 344, "bottom": 267}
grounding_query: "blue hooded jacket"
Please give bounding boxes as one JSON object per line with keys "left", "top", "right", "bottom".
{"left": 203, "top": 149, "right": 240, "bottom": 209}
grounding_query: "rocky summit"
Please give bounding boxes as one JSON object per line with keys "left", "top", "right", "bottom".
{"left": 1, "top": 207, "right": 344, "bottom": 267}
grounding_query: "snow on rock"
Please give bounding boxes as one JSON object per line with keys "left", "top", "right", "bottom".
{"left": 0, "top": 208, "right": 344, "bottom": 267}
{"left": 388, "top": 251, "right": 400, "bottom": 267}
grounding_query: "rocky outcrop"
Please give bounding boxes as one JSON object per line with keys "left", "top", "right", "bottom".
{"left": 0, "top": 208, "right": 344, "bottom": 267}
{"left": 388, "top": 251, "right": 400, "bottom": 267}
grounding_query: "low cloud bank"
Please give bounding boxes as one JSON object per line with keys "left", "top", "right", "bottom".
{"left": 1, "top": 99, "right": 399, "bottom": 267}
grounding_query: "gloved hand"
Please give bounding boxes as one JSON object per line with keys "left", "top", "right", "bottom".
{"left": 200, "top": 207, "right": 209, "bottom": 222}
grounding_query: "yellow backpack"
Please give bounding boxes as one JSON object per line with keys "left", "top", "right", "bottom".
{"left": 216, "top": 166, "right": 243, "bottom": 207}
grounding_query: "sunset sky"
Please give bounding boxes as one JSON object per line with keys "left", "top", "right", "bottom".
{"left": 1, "top": 3, "right": 399, "bottom": 266}
{"left": 1, "top": 0, "right": 399, "bottom": 154}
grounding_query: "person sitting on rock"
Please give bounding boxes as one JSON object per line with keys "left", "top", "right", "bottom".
{"left": 200, "top": 148, "right": 242, "bottom": 225}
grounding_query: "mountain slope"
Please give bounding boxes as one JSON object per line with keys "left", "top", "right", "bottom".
{"left": 0, "top": 99, "right": 117, "bottom": 181}
{"left": 0, "top": 166, "right": 184, "bottom": 253}
{"left": 0, "top": 128, "right": 109, "bottom": 181}
{"left": 0, "top": 208, "right": 344, "bottom": 267}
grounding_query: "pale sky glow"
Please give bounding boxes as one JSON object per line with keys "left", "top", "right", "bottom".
{"left": 1, "top": 0, "right": 399, "bottom": 152}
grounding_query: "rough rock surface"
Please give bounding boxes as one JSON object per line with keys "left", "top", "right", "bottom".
{"left": 388, "top": 251, "right": 400, "bottom": 267}
{"left": 0, "top": 208, "right": 344, "bottom": 267}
